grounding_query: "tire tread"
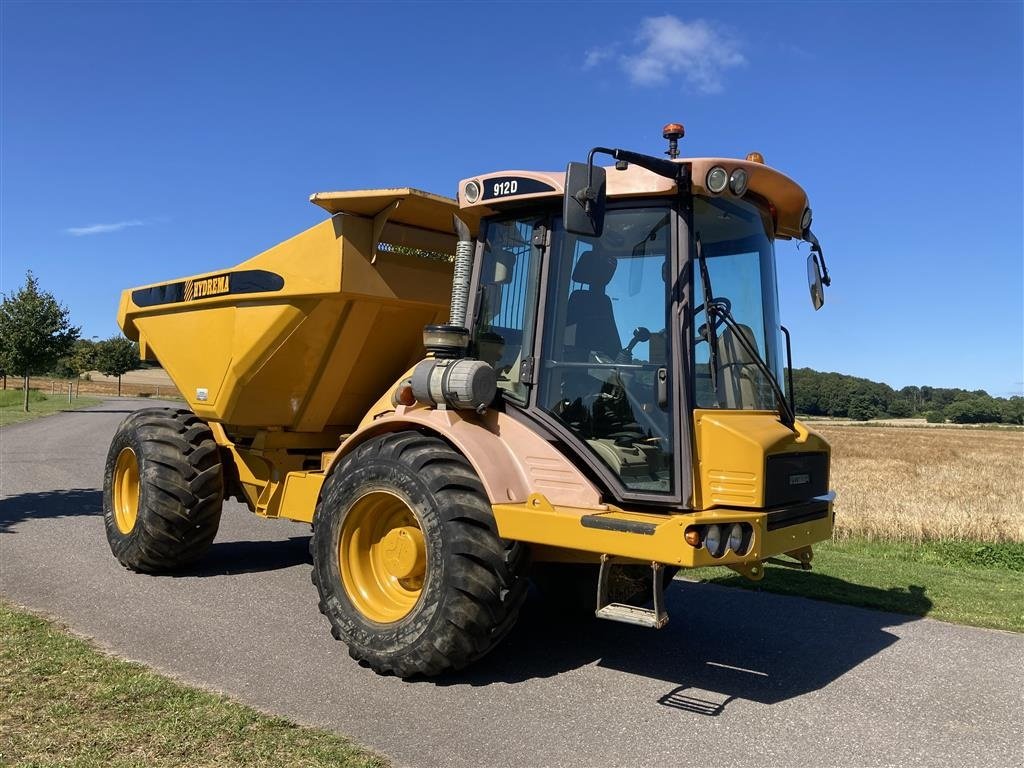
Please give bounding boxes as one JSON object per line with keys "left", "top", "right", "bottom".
{"left": 311, "top": 431, "right": 527, "bottom": 678}
{"left": 103, "top": 407, "right": 223, "bottom": 572}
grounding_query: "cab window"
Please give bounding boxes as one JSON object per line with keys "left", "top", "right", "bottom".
{"left": 473, "top": 217, "right": 540, "bottom": 402}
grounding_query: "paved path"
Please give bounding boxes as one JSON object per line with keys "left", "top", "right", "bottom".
{"left": 2, "top": 401, "right": 1022, "bottom": 767}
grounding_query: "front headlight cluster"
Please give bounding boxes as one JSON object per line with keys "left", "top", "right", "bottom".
{"left": 705, "top": 166, "right": 749, "bottom": 196}
{"left": 685, "top": 522, "right": 753, "bottom": 558}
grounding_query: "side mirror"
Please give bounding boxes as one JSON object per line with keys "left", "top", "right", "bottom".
{"left": 807, "top": 252, "right": 825, "bottom": 310}
{"left": 563, "top": 161, "right": 606, "bottom": 237}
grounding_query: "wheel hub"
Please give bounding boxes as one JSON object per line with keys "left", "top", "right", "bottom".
{"left": 339, "top": 490, "right": 427, "bottom": 624}
{"left": 380, "top": 526, "right": 426, "bottom": 580}
{"left": 112, "top": 447, "right": 140, "bottom": 535}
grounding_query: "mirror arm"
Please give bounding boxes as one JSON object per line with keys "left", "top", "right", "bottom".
{"left": 586, "top": 146, "right": 687, "bottom": 187}
{"left": 578, "top": 147, "right": 617, "bottom": 214}
{"left": 608, "top": 148, "right": 686, "bottom": 183}
{"left": 803, "top": 228, "right": 831, "bottom": 286}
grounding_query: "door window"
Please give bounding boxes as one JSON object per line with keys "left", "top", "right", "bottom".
{"left": 538, "top": 207, "right": 675, "bottom": 493}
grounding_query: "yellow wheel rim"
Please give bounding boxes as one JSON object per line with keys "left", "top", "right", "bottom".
{"left": 113, "top": 447, "right": 140, "bottom": 535}
{"left": 339, "top": 490, "right": 427, "bottom": 624}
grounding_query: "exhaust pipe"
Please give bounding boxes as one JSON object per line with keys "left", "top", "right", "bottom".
{"left": 450, "top": 215, "right": 473, "bottom": 327}
{"left": 420, "top": 215, "right": 474, "bottom": 361}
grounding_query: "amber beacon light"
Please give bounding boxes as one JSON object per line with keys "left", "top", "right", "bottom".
{"left": 663, "top": 122, "right": 685, "bottom": 159}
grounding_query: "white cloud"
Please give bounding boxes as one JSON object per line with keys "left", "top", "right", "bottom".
{"left": 588, "top": 15, "right": 745, "bottom": 94}
{"left": 65, "top": 220, "right": 145, "bottom": 236}
{"left": 583, "top": 45, "right": 617, "bottom": 69}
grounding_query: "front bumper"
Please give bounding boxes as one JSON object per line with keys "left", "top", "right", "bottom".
{"left": 492, "top": 492, "right": 835, "bottom": 568}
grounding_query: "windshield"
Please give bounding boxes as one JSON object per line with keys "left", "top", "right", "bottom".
{"left": 692, "top": 196, "right": 784, "bottom": 410}
{"left": 538, "top": 207, "right": 675, "bottom": 494}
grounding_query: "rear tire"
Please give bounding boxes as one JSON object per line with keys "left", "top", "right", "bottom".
{"left": 103, "top": 408, "right": 224, "bottom": 572}
{"left": 311, "top": 431, "right": 527, "bottom": 678}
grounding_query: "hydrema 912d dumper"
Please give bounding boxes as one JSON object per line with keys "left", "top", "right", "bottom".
{"left": 104, "top": 123, "right": 836, "bottom": 677}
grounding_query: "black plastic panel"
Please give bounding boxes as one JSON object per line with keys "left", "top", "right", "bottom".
{"left": 764, "top": 451, "right": 829, "bottom": 507}
{"left": 132, "top": 269, "right": 284, "bottom": 308}
{"left": 765, "top": 498, "right": 831, "bottom": 531}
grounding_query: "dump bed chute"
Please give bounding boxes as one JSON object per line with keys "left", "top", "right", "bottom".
{"left": 119, "top": 188, "right": 473, "bottom": 432}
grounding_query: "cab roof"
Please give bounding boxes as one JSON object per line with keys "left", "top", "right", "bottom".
{"left": 455, "top": 158, "right": 811, "bottom": 239}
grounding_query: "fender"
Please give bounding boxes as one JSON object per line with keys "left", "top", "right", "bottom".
{"left": 325, "top": 405, "right": 602, "bottom": 509}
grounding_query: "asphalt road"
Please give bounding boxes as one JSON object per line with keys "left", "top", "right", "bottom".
{"left": 2, "top": 401, "right": 1022, "bottom": 768}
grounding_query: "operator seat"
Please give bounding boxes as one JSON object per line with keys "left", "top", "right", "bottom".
{"left": 565, "top": 248, "right": 621, "bottom": 361}
{"left": 716, "top": 324, "right": 762, "bottom": 409}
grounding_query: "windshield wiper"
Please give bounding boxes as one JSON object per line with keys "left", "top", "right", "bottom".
{"left": 695, "top": 235, "right": 796, "bottom": 429}
{"left": 708, "top": 301, "right": 796, "bottom": 428}
{"left": 695, "top": 235, "right": 720, "bottom": 396}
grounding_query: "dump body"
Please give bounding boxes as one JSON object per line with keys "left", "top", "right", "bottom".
{"left": 118, "top": 189, "right": 475, "bottom": 433}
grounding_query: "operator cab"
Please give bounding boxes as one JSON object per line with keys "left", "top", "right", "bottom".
{"left": 458, "top": 125, "right": 831, "bottom": 508}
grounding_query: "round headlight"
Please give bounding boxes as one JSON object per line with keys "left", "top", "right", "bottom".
{"left": 704, "top": 524, "right": 725, "bottom": 557}
{"left": 464, "top": 181, "right": 481, "bottom": 204}
{"left": 706, "top": 166, "right": 728, "bottom": 194}
{"left": 729, "top": 168, "right": 749, "bottom": 196}
{"left": 801, "top": 207, "right": 813, "bottom": 231}
{"left": 727, "top": 523, "right": 744, "bottom": 553}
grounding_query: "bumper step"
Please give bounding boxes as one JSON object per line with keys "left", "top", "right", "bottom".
{"left": 594, "top": 554, "right": 669, "bottom": 629}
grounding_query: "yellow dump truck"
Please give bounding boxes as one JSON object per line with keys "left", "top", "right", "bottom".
{"left": 103, "top": 124, "right": 836, "bottom": 677}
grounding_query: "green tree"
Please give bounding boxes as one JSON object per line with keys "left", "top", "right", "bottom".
{"left": 945, "top": 396, "right": 1003, "bottom": 424}
{"left": 886, "top": 397, "right": 914, "bottom": 418}
{"left": 899, "top": 385, "right": 922, "bottom": 412}
{"left": 1002, "top": 396, "right": 1024, "bottom": 425}
{"left": 95, "top": 336, "right": 139, "bottom": 396}
{"left": 54, "top": 339, "right": 99, "bottom": 394}
{"left": 847, "top": 393, "right": 879, "bottom": 421}
{"left": 0, "top": 271, "right": 79, "bottom": 411}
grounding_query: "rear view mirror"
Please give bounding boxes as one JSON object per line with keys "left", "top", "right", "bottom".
{"left": 563, "top": 161, "right": 606, "bottom": 237}
{"left": 807, "top": 252, "right": 825, "bottom": 310}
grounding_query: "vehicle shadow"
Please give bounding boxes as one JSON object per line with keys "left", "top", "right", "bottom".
{"left": 0, "top": 494, "right": 937, "bottom": 711}
{"left": 433, "top": 575, "right": 933, "bottom": 709}
{"left": 0, "top": 490, "right": 312, "bottom": 579}
{"left": 0, "top": 488, "right": 102, "bottom": 533}
{"left": 176, "top": 536, "right": 312, "bottom": 577}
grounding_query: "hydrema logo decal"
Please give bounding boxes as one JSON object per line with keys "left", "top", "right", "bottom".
{"left": 131, "top": 270, "right": 285, "bottom": 308}
{"left": 184, "top": 274, "right": 231, "bottom": 301}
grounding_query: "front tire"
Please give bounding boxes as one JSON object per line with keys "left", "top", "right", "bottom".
{"left": 311, "top": 431, "right": 527, "bottom": 677}
{"left": 102, "top": 408, "right": 224, "bottom": 572}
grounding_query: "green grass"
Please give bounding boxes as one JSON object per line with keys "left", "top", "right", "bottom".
{"left": 0, "top": 602, "right": 386, "bottom": 768}
{"left": 684, "top": 539, "right": 1024, "bottom": 632}
{"left": 0, "top": 389, "right": 101, "bottom": 426}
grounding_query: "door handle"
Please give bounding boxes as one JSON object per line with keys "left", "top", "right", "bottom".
{"left": 657, "top": 367, "right": 668, "bottom": 409}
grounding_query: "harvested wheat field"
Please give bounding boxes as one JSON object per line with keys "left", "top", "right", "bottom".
{"left": 817, "top": 425, "right": 1024, "bottom": 543}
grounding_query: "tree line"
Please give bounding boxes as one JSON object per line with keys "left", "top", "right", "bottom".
{"left": 0, "top": 271, "right": 140, "bottom": 411}
{"left": 2, "top": 271, "right": 1019, "bottom": 423}
{"left": 790, "top": 367, "right": 1024, "bottom": 425}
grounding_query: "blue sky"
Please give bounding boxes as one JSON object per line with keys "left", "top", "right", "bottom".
{"left": 2, "top": 1, "right": 1022, "bottom": 396}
